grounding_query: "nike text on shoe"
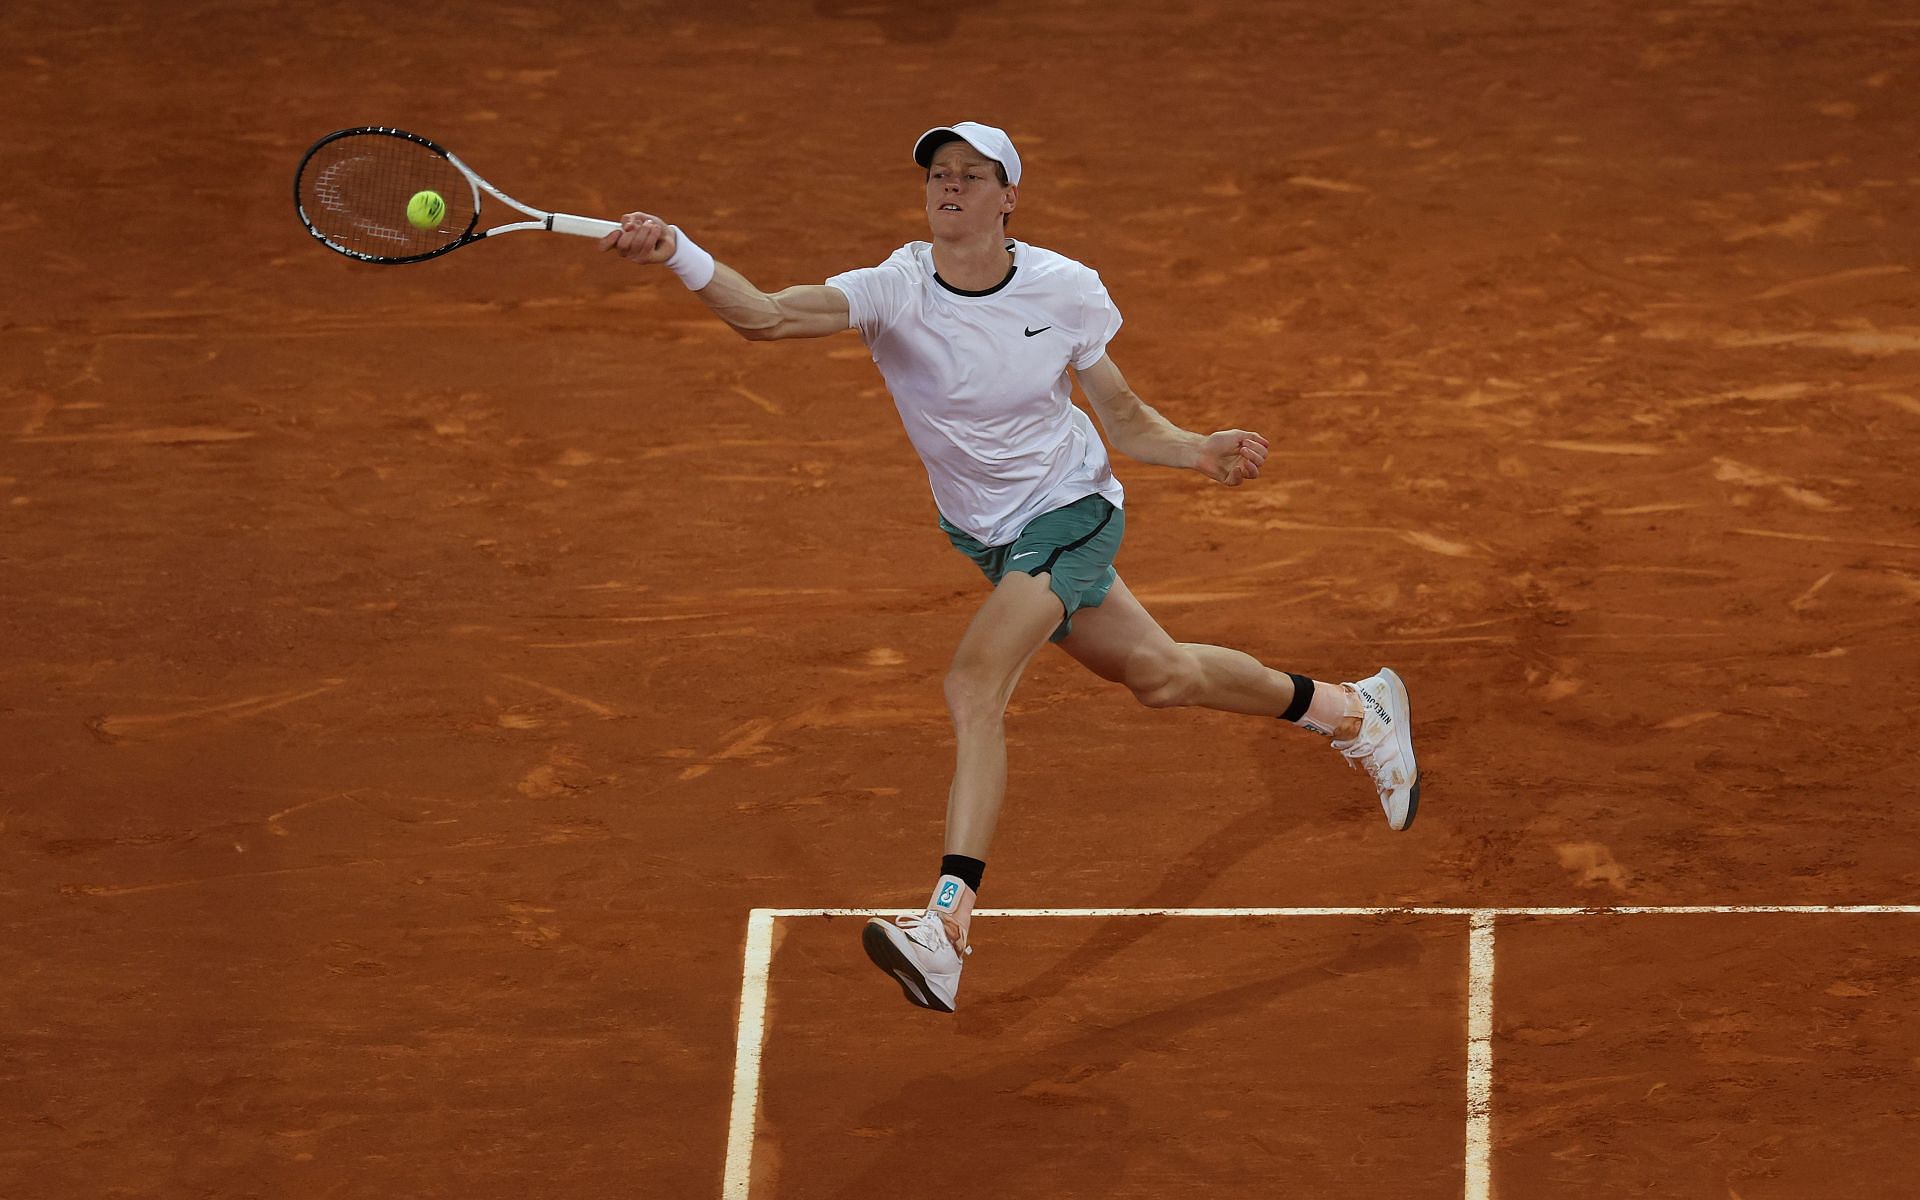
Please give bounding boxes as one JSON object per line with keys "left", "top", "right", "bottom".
{"left": 1331, "top": 667, "right": 1421, "bottom": 830}
{"left": 863, "top": 910, "right": 969, "bottom": 1013}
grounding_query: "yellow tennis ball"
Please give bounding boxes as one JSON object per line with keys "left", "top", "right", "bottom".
{"left": 406, "top": 190, "right": 446, "bottom": 230}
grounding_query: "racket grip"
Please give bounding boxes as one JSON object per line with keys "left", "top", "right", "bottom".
{"left": 548, "top": 213, "right": 622, "bottom": 239}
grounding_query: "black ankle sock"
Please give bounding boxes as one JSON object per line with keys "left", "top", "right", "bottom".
{"left": 1279, "top": 673, "right": 1314, "bottom": 723}
{"left": 940, "top": 854, "right": 986, "bottom": 893}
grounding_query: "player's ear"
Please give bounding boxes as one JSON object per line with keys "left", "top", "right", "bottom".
{"left": 1002, "top": 183, "right": 1018, "bottom": 215}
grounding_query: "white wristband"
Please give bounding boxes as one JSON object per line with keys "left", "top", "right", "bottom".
{"left": 664, "top": 225, "right": 716, "bottom": 291}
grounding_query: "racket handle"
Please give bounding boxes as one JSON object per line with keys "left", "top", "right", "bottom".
{"left": 548, "top": 213, "right": 622, "bottom": 239}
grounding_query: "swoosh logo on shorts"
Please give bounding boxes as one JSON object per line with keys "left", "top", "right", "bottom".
{"left": 1011, "top": 551, "right": 1042, "bottom": 561}
{"left": 1024, "top": 326, "right": 1051, "bottom": 337}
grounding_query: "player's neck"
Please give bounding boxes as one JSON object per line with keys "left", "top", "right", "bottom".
{"left": 930, "top": 230, "right": 1013, "bottom": 292}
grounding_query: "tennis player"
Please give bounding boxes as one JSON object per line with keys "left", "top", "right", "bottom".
{"left": 602, "top": 122, "right": 1420, "bottom": 1013}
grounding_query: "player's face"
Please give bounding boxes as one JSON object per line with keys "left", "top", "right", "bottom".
{"left": 924, "top": 141, "right": 1015, "bottom": 237}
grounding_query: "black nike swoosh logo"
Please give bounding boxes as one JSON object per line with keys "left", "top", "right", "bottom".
{"left": 1024, "top": 326, "right": 1051, "bottom": 337}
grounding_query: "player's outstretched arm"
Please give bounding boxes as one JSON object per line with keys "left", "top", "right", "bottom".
{"left": 1076, "top": 354, "right": 1269, "bottom": 486}
{"left": 599, "top": 211, "right": 849, "bottom": 341}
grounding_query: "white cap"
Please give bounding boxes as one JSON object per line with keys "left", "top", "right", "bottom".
{"left": 912, "top": 121, "right": 1021, "bottom": 186}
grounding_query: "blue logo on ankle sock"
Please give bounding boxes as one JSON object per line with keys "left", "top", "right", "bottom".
{"left": 937, "top": 880, "right": 960, "bottom": 909}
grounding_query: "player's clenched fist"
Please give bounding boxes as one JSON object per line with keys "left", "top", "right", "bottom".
{"left": 600, "top": 212, "right": 678, "bottom": 264}
{"left": 1196, "top": 429, "right": 1269, "bottom": 486}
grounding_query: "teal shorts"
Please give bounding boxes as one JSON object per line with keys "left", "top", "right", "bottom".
{"left": 939, "top": 494, "right": 1125, "bottom": 643}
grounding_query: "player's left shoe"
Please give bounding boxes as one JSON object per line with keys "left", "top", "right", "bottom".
{"left": 863, "top": 909, "right": 969, "bottom": 1013}
{"left": 1332, "top": 667, "right": 1420, "bottom": 830}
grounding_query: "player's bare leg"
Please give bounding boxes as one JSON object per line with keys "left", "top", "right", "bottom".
{"left": 1058, "top": 577, "right": 1345, "bottom": 720}
{"left": 863, "top": 570, "right": 1063, "bottom": 1012}
{"left": 940, "top": 570, "right": 1064, "bottom": 857}
{"left": 1059, "top": 576, "right": 1420, "bottom": 828}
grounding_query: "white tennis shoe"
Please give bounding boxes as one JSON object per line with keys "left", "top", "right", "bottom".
{"left": 863, "top": 909, "right": 969, "bottom": 1013}
{"left": 1333, "top": 667, "right": 1421, "bottom": 830}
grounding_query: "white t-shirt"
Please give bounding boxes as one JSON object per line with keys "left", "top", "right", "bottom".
{"left": 825, "top": 239, "right": 1125, "bottom": 547}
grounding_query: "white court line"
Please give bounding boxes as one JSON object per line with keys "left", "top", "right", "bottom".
{"left": 1464, "top": 912, "right": 1497, "bottom": 1200}
{"left": 721, "top": 909, "right": 777, "bottom": 1200}
{"left": 722, "top": 905, "right": 1920, "bottom": 1200}
{"left": 767, "top": 904, "right": 1920, "bottom": 918}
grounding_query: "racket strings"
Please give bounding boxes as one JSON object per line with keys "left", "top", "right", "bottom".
{"left": 296, "top": 133, "right": 474, "bottom": 260}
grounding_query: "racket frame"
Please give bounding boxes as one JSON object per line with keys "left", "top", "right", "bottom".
{"left": 293, "top": 126, "right": 621, "bottom": 265}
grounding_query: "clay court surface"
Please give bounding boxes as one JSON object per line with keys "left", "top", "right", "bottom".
{"left": 4, "top": 1, "right": 1918, "bottom": 1196}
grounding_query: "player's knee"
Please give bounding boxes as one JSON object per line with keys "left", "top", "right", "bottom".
{"left": 943, "top": 662, "right": 1003, "bottom": 727}
{"left": 1126, "top": 646, "right": 1199, "bottom": 709}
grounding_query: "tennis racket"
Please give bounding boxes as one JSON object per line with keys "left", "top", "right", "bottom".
{"left": 293, "top": 126, "right": 619, "bottom": 265}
